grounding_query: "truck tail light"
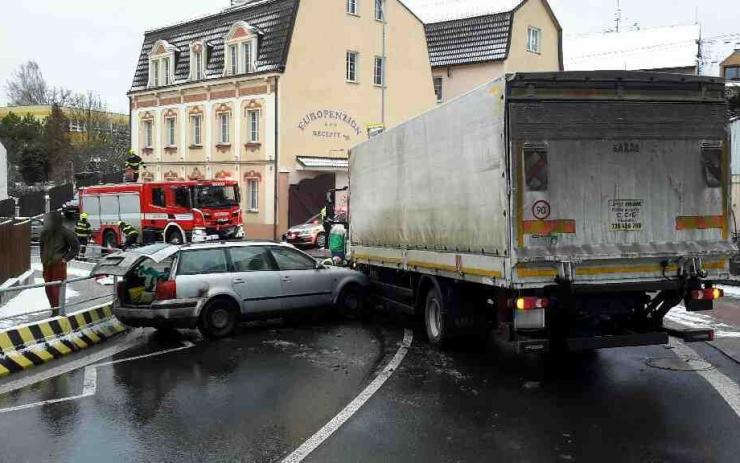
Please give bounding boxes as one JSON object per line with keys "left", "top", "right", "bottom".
{"left": 155, "top": 280, "right": 177, "bottom": 301}
{"left": 690, "top": 287, "right": 723, "bottom": 301}
{"left": 511, "top": 297, "right": 549, "bottom": 311}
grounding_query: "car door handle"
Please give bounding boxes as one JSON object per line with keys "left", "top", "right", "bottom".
{"left": 282, "top": 276, "right": 291, "bottom": 282}
{"left": 233, "top": 278, "right": 245, "bottom": 284}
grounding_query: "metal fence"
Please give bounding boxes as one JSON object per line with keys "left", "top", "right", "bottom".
{"left": 0, "top": 219, "right": 31, "bottom": 283}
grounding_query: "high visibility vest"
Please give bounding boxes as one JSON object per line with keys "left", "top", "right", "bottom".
{"left": 75, "top": 220, "right": 92, "bottom": 238}
{"left": 125, "top": 155, "right": 143, "bottom": 171}
{"left": 120, "top": 222, "right": 139, "bottom": 237}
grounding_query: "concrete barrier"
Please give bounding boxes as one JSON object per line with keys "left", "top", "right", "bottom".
{"left": 0, "top": 304, "right": 126, "bottom": 377}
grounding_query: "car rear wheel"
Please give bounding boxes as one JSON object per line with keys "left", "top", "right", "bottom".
{"left": 199, "top": 298, "right": 238, "bottom": 339}
{"left": 425, "top": 285, "right": 451, "bottom": 347}
{"left": 316, "top": 232, "right": 326, "bottom": 248}
{"left": 103, "top": 230, "right": 118, "bottom": 250}
{"left": 166, "top": 229, "right": 184, "bottom": 245}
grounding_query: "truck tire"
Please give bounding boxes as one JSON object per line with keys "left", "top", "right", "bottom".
{"left": 103, "top": 230, "right": 118, "bottom": 250}
{"left": 166, "top": 229, "right": 184, "bottom": 245}
{"left": 425, "top": 285, "right": 451, "bottom": 347}
{"left": 198, "top": 298, "right": 238, "bottom": 339}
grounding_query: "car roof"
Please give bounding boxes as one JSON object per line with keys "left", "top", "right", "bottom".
{"left": 179, "top": 240, "right": 293, "bottom": 251}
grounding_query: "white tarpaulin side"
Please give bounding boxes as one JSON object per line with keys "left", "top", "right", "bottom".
{"left": 349, "top": 78, "right": 509, "bottom": 255}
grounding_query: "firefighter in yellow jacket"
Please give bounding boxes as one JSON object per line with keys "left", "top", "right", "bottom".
{"left": 74, "top": 212, "right": 92, "bottom": 258}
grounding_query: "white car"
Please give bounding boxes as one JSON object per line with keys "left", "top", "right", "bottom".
{"left": 92, "top": 242, "right": 368, "bottom": 337}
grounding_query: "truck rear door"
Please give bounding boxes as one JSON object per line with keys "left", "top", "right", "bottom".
{"left": 508, "top": 72, "right": 731, "bottom": 283}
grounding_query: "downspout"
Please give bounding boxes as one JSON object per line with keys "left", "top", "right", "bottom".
{"left": 381, "top": 19, "right": 387, "bottom": 126}
{"left": 273, "top": 76, "right": 280, "bottom": 241}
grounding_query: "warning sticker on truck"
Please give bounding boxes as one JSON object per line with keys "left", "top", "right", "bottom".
{"left": 609, "top": 199, "right": 643, "bottom": 231}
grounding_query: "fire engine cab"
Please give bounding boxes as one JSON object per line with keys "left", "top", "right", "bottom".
{"left": 79, "top": 180, "right": 244, "bottom": 248}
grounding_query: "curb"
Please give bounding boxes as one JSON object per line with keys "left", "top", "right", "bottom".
{"left": 0, "top": 304, "right": 127, "bottom": 378}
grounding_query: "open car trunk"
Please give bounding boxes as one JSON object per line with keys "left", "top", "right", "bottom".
{"left": 92, "top": 244, "right": 178, "bottom": 306}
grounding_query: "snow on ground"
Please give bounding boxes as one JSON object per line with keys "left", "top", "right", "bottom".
{"left": 30, "top": 263, "right": 91, "bottom": 278}
{"left": 0, "top": 278, "right": 79, "bottom": 329}
{"left": 665, "top": 303, "right": 740, "bottom": 339}
{"left": 717, "top": 285, "right": 740, "bottom": 300}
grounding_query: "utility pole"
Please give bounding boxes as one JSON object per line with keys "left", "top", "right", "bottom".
{"left": 615, "top": 0, "right": 622, "bottom": 33}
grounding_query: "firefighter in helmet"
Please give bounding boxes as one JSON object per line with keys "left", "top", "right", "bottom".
{"left": 118, "top": 220, "right": 140, "bottom": 249}
{"left": 75, "top": 212, "right": 92, "bottom": 258}
{"left": 125, "top": 148, "right": 144, "bottom": 182}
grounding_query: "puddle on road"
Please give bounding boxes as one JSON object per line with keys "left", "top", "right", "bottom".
{"left": 646, "top": 357, "right": 714, "bottom": 371}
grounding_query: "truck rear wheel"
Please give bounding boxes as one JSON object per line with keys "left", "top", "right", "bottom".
{"left": 166, "top": 229, "right": 184, "bottom": 245}
{"left": 103, "top": 230, "right": 118, "bottom": 249}
{"left": 425, "top": 285, "right": 451, "bottom": 347}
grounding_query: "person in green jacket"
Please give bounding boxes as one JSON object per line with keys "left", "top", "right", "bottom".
{"left": 118, "top": 221, "right": 139, "bottom": 249}
{"left": 328, "top": 223, "right": 346, "bottom": 264}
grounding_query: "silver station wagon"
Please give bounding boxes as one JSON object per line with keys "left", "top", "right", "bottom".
{"left": 92, "top": 242, "right": 368, "bottom": 337}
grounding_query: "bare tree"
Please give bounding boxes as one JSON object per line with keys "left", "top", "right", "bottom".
{"left": 5, "top": 61, "right": 74, "bottom": 106}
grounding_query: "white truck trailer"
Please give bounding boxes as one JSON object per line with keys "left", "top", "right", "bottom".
{"left": 349, "top": 71, "right": 734, "bottom": 352}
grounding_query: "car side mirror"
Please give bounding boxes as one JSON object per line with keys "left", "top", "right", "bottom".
{"left": 315, "top": 262, "right": 327, "bottom": 270}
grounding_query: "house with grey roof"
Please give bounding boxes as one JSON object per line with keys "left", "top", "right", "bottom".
{"left": 420, "top": 0, "right": 562, "bottom": 103}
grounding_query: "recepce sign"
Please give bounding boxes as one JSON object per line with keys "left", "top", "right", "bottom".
{"left": 297, "top": 109, "right": 363, "bottom": 141}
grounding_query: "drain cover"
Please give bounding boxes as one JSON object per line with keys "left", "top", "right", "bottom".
{"left": 646, "top": 357, "right": 714, "bottom": 371}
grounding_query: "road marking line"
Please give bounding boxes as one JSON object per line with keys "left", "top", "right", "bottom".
{"left": 0, "top": 338, "right": 195, "bottom": 414}
{"left": 281, "top": 329, "right": 413, "bottom": 463}
{"left": 671, "top": 338, "right": 740, "bottom": 418}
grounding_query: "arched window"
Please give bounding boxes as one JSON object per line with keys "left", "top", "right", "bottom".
{"left": 190, "top": 41, "right": 208, "bottom": 81}
{"left": 149, "top": 40, "right": 177, "bottom": 88}
{"left": 224, "top": 21, "right": 261, "bottom": 76}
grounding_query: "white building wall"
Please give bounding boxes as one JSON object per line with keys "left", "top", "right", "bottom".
{"left": 0, "top": 141, "right": 7, "bottom": 200}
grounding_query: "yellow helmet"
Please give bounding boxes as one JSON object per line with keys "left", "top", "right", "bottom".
{"left": 80, "top": 212, "right": 89, "bottom": 219}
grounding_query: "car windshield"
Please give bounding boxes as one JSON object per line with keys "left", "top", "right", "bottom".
{"left": 193, "top": 184, "right": 239, "bottom": 209}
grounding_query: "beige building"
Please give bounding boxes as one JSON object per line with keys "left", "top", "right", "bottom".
{"left": 424, "top": 0, "right": 562, "bottom": 103}
{"left": 129, "top": 0, "right": 436, "bottom": 239}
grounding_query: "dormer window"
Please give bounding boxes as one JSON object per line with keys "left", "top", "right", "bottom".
{"left": 224, "top": 21, "right": 260, "bottom": 76}
{"left": 148, "top": 40, "right": 177, "bottom": 88}
{"left": 190, "top": 41, "right": 207, "bottom": 81}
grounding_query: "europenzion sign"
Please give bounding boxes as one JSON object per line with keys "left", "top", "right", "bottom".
{"left": 297, "top": 109, "right": 363, "bottom": 141}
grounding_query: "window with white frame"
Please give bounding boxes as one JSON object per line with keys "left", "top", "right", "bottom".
{"left": 243, "top": 42, "right": 254, "bottom": 73}
{"left": 148, "top": 40, "right": 176, "bottom": 88}
{"left": 433, "top": 76, "right": 443, "bottom": 102}
{"left": 224, "top": 22, "right": 260, "bottom": 76}
{"left": 143, "top": 120, "right": 153, "bottom": 148}
{"left": 218, "top": 112, "right": 231, "bottom": 144}
{"left": 375, "top": 0, "right": 384, "bottom": 21}
{"left": 247, "top": 179, "right": 259, "bottom": 211}
{"left": 166, "top": 117, "right": 176, "bottom": 146}
{"left": 346, "top": 51, "right": 359, "bottom": 82}
{"left": 527, "top": 26, "right": 541, "bottom": 53}
{"left": 347, "top": 0, "right": 358, "bottom": 15}
{"left": 374, "top": 56, "right": 385, "bottom": 86}
{"left": 69, "top": 120, "right": 84, "bottom": 132}
{"left": 248, "top": 110, "right": 260, "bottom": 142}
{"left": 190, "top": 42, "right": 206, "bottom": 80}
{"left": 191, "top": 115, "right": 202, "bottom": 145}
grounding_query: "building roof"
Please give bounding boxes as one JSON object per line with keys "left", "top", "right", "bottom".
{"left": 403, "top": 0, "right": 521, "bottom": 23}
{"left": 425, "top": 11, "right": 513, "bottom": 67}
{"left": 129, "top": 0, "right": 298, "bottom": 93}
{"left": 564, "top": 24, "right": 701, "bottom": 72}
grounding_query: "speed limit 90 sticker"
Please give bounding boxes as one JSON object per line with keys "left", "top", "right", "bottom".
{"left": 532, "top": 200, "right": 551, "bottom": 220}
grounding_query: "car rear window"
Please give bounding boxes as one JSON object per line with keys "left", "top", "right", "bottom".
{"left": 229, "top": 246, "right": 276, "bottom": 272}
{"left": 178, "top": 249, "right": 228, "bottom": 275}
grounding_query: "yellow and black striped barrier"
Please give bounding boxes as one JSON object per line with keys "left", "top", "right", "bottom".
{"left": 0, "top": 304, "right": 126, "bottom": 377}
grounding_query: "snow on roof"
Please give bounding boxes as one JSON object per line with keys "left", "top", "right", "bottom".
{"left": 402, "top": 0, "right": 521, "bottom": 23}
{"left": 564, "top": 24, "right": 701, "bottom": 72}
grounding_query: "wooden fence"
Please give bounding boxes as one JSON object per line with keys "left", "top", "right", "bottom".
{"left": 0, "top": 219, "right": 31, "bottom": 284}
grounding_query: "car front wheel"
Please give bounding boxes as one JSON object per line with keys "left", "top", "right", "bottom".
{"left": 199, "top": 298, "right": 238, "bottom": 339}
{"left": 337, "top": 283, "right": 364, "bottom": 317}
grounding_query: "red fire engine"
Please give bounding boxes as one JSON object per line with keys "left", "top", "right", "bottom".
{"left": 79, "top": 180, "right": 244, "bottom": 248}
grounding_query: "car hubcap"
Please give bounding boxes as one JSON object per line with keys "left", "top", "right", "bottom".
{"left": 317, "top": 235, "right": 325, "bottom": 247}
{"left": 211, "top": 308, "right": 229, "bottom": 329}
{"left": 343, "top": 291, "right": 359, "bottom": 311}
{"left": 428, "top": 298, "right": 441, "bottom": 339}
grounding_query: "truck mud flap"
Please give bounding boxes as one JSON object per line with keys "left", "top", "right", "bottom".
{"left": 663, "top": 327, "right": 715, "bottom": 343}
{"left": 567, "top": 332, "right": 668, "bottom": 351}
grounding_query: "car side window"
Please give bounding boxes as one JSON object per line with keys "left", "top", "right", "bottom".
{"left": 229, "top": 246, "right": 276, "bottom": 272}
{"left": 177, "top": 249, "right": 228, "bottom": 276}
{"left": 270, "top": 247, "right": 316, "bottom": 271}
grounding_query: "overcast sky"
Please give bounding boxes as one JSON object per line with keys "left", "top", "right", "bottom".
{"left": 0, "top": 0, "right": 737, "bottom": 113}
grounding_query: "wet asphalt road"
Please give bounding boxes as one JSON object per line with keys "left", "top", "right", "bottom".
{"left": 3, "top": 307, "right": 740, "bottom": 461}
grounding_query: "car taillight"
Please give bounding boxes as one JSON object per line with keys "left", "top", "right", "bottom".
{"left": 116, "top": 280, "right": 126, "bottom": 301}
{"left": 690, "top": 287, "right": 723, "bottom": 301}
{"left": 511, "top": 297, "right": 549, "bottom": 311}
{"left": 155, "top": 280, "right": 177, "bottom": 301}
